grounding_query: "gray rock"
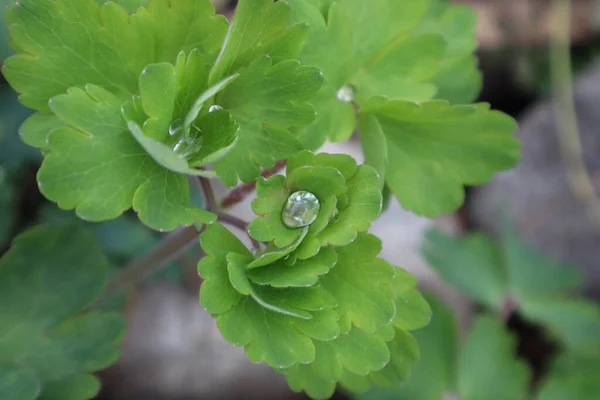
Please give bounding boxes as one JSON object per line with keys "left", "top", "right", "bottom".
{"left": 469, "top": 61, "right": 600, "bottom": 297}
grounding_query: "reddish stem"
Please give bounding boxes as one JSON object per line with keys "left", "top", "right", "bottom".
{"left": 220, "top": 160, "right": 287, "bottom": 208}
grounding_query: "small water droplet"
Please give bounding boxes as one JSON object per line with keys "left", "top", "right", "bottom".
{"left": 282, "top": 191, "right": 320, "bottom": 228}
{"left": 336, "top": 85, "right": 355, "bottom": 103}
{"left": 169, "top": 119, "right": 185, "bottom": 136}
{"left": 209, "top": 105, "right": 223, "bottom": 113}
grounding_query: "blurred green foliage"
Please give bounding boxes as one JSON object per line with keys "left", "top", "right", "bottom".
{"left": 358, "top": 227, "right": 600, "bottom": 400}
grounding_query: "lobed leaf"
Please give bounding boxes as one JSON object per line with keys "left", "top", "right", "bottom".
{"left": 0, "top": 225, "right": 125, "bottom": 400}
{"left": 3, "top": 0, "right": 227, "bottom": 111}
{"left": 363, "top": 99, "right": 519, "bottom": 217}
{"left": 214, "top": 57, "right": 323, "bottom": 186}
{"left": 457, "top": 316, "right": 529, "bottom": 400}
{"left": 34, "top": 85, "right": 212, "bottom": 231}
{"left": 320, "top": 233, "right": 396, "bottom": 334}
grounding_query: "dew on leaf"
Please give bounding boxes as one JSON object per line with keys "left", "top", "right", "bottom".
{"left": 282, "top": 191, "right": 320, "bottom": 228}
{"left": 209, "top": 105, "right": 223, "bottom": 112}
{"left": 336, "top": 85, "right": 355, "bottom": 103}
{"left": 168, "top": 118, "right": 185, "bottom": 137}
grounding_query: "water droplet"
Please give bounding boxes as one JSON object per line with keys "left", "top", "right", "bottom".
{"left": 282, "top": 191, "right": 320, "bottom": 228}
{"left": 209, "top": 105, "right": 223, "bottom": 112}
{"left": 336, "top": 85, "right": 355, "bottom": 103}
{"left": 169, "top": 119, "right": 185, "bottom": 136}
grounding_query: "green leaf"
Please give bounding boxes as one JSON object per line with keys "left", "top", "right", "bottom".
{"left": 0, "top": 361, "right": 39, "bottom": 400}
{"left": 521, "top": 299, "right": 600, "bottom": 354}
{"left": 248, "top": 247, "right": 337, "bottom": 287}
{"left": 19, "top": 112, "right": 67, "bottom": 150}
{"left": 366, "top": 328, "right": 420, "bottom": 387}
{"left": 217, "top": 297, "right": 317, "bottom": 368}
{"left": 536, "top": 353, "right": 600, "bottom": 400}
{"left": 358, "top": 114, "right": 387, "bottom": 191}
{"left": 321, "top": 233, "right": 396, "bottom": 333}
{"left": 287, "top": 0, "right": 436, "bottom": 147}
{"left": 457, "top": 316, "right": 529, "bottom": 400}
{"left": 502, "top": 224, "right": 582, "bottom": 302}
{"left": 199, "top": 224, "right": 341, "bottom": 369}
{"left": 199, "top": 221, "right": 428, "bottom": 398}
{"left": 0, "top": 225, "right": 125, "bottom": 399}
{"left": 248, "top": 175, "right": 306, "bottom": 247}
{"left": 214, "top": 57, "right": 322, "bottom": 186}
{"left": 209, "top": 0, "right": 301, "bottom": 82}
{"left": 4, "top": 0, "right": 227, "bottom": 110}
{"left": 287, "top": 327, "right": 392, "bottom": 399}
{"left": 392, "top": 269, "right": 432, "bottom": 332}
{"left": 198, "top": 223, "right": 251, "bottom": 314}
{"left": 358, "top": 295, "right": 459, "bottom": 400}
{"left": 0, "top": 86, "right": 39, "bottom": 170}
{"left": 423, "top": 227, "right": 585, "bottom": 312}
{"left": 350, "top": 33, "right": 445, "bottom": 103}
{"left": 364, "top": 99, "right": 519, "bottom": 217}
{"left": 35, "top": 85, "right": 210, "bottom": 231}
{"left": 120, "top": 54, "right": 240, "bottom": 174}
{"left": 249, "top": 152, "right": 382, "bottom": 251}
{"left": 416, "top": 1, "right": 481, "bottom": 103}
{"left": 422, "top": 230, "right": 507, "bottom": 310}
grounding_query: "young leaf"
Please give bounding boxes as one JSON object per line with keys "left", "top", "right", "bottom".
{"left": 121, "top": 57, "right": 240, "bottom": 175}
{"left": 363, "top": 99, "right": 519, "bottom": 217}
{"left": 0, "top": 225, "right": 125, "bottom": 400}
{"left": 38, "top": 85, "right": 212, "bottom": 231}
{"left": 247, "top": 247, "right": 337, "bottom": 288}
{"left": 248, "top": 152, "right": 382, "bottom": 251}
{"left": 457, "top": 316, "right": 529, "bottom": 400}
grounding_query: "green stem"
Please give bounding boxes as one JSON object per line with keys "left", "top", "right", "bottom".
{"left": 93, "top": 225, "right": 203, "bottom": 308}
{"left": 550, "top": 0, "right": 600, "bottom": 228}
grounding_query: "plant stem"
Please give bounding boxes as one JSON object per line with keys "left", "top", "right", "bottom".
{"left": 220, "top": 160, "right": 287, "bottom": 208}
{"left": 199, "top": 177, "right": 218, "bottom": 212}
{"left": 93, "top": 225, "right": 203, "bottom": 307}
{"left": 96, "top": 171, "right": 268, "bottom": 305}
{"left": 550, "top": 0, "right": 600, "bottom": 229}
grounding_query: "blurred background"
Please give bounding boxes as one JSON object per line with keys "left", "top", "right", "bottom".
{"left": 1, "top": 0, "right": 600, "bottom": 399}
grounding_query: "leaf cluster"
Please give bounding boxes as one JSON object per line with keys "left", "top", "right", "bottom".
{"left": 2, "top": 0, "right": 520, "bottom": 230}
{"left": 198, "top": 152, "right": 431, "bottom": 399}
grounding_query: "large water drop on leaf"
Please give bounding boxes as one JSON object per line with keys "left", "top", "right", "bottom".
{"left": 282, "top": 191, "right": 320, "bottom": 228}
{"left": 336, "top": 85, "right": 355, "bottom": 103}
